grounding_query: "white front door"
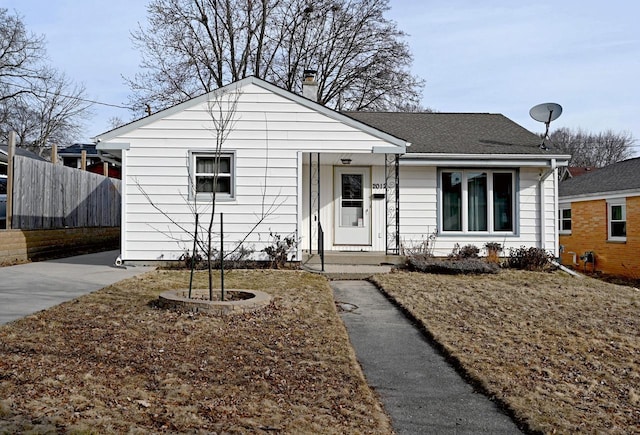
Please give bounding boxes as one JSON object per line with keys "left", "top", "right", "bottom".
{"left": 334, "top": 167, "right": 371, "bottom": 245}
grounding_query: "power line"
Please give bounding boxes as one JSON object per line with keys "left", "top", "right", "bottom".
{"left": 0, "top": 80, "right": 135, "bottom": 110}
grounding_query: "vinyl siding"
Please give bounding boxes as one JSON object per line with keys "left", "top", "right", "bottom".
{"left": 106, "top": 82, "right": 395, "bottom": 261}
{"left": 398, "top": 166, "right": 558, "bottom": 256}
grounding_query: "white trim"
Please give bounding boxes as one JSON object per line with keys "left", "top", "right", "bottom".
{"left": 373, "top": 145, "right": 409, "bottom": 154}
{"left": 553, "top": 166, "right": 560, "bottom": 256}
{"left": 404, "top": 152, "right": 571, "bottom": 159}
{"left": 401, "top": 156, "right": 569, "bottom": 168}
{"left": 121, "top": 149, "right": 128, "bottom": 260}
{"left": 560, "top": 189, "right": 640, "bottom": 202}
{"left": 96, "top": 142, "right": 130, "bottom": 150}
{"left": 189, "top": 151, "right": 236, "bottom": 201}
{"left": 438, "top": 168, "right": 516, "bottom": 235}
{"left": 607, "top": 199, "right": 627, "bottom": 242}
{"left": 296, "top": 152, "right": 303, "bottom": 262}
{"left": 558, "top": 205, "right": 572, "bottom": 235}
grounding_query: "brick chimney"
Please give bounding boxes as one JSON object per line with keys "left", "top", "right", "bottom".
{"left": 302, "top": 69, "right": 318, "bottom": 102}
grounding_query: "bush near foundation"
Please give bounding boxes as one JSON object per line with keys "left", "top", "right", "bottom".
{"left": 506, "top": 246, "right": 554, "bottom": 271}
{"left": 407, "top": 255, "right": 500, "bottom": 275}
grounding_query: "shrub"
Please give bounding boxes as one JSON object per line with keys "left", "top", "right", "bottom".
{"left": 176, "top": 245, "right": 257, "bottom": 270}
{"left": 401, "top": 229, "right": 438, "bottom": 257}
{"left": 484, "top": 242, "right": 503, "bottom": 264}
{"left": 407, "top": 255, "right": 500, "bottom": 275}
{"left": 507, "top": 246, "right": 554, "bottom": 271}
{"left": 449, "top": 243, "right": 480, "bottom": 259}
{"left": 262, "top": 233, "right": 296, "bottom": 269}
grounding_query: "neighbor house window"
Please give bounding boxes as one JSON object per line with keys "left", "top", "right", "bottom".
{"left": 558, "top": 207, "right": 572, "bottom": 233}
{"left": 440, "top": 169, "right": 515, "bottom": 233}
{"left": 191, "top": 152, "right": 235, "bottom": 199}
{"left": 608, "top": 200, "right": 626, "bottom": 241}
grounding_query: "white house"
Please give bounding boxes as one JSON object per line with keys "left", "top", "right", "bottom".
{"left": 95, "top": 76, "right": 569, "bottom": 264}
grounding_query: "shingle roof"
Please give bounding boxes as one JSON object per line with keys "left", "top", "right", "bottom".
{"left": 559, "top": 157, "right": 640, "bottom": 197}
{"left": 58, "top": 143, "right": 98, "bottom": 156}
{"left": 343, "top": 112, "right": 559, "bottom": 155}
{"left": 0, "top": 145, "right": 47, "bottom": 162}
{"left": 567, "top": 166, "right": 598, "bottom": 177}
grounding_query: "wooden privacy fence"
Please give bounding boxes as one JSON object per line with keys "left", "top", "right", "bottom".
{"left": 11, "top": 156, "right": 121, "bottom": 229}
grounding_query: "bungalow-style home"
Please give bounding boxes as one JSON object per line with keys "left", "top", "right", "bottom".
{"left": 559, "top": 157, "right": 640, "bottom": 278}
{"left": 95, "top": 76, "right": 570, "bottom": 264}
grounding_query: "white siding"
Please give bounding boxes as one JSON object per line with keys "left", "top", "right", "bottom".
{"left": 398, "top": 166, "right": 559, "bottom": 257}
{"left": 107, "top": 83, "right": 395, "bottom": 261}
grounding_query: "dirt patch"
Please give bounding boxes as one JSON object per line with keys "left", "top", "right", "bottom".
{"left": 0, "top": 269, "right": 392, "bottom": 434}
{"left": 372, "top": 269, "right": 640, "bottom": 434}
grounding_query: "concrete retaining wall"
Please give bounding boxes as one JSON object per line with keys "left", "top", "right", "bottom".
{"left": 0, "top": 227, "right": 120, "bottom": 265}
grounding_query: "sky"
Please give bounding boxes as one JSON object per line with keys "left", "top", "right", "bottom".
{"left": 4, "top": 0, "right": 640, "bottom": 154}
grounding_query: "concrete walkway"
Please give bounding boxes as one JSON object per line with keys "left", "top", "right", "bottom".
{"left": 0, "top": 250, "right": 154, "bottom": 325}
{"left": 331, "top": 280, "right": 522, "bottom": 434}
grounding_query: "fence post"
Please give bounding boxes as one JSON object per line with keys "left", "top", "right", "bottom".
{"left": 6, "top": 131, "right": 15, "bottom": 229}
{"left": 51, "top": 144, "right": 58, "bottom": 164}
{"left": 81, "top": 149, "right": 87, "bottom": 171}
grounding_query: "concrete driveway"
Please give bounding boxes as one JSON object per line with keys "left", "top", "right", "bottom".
{"left": 0, "top": 250, "right": 154, "bottom": 325}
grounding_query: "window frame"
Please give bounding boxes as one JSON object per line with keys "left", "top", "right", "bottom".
{"left": 558, "top": 206, "right": 572, "bottom": 234}
{"left": 189, "top": 151, "right": 236, "bottom": 201}
{"left": 438, "top": 168, "right": 517, "bottom": 235}
{"left": 607, "top": 199, "right": 626, "bottom": 241}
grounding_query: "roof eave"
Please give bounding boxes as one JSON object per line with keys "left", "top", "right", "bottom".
{"left": 400, "top": 153, "right": 570, "bottom": 167}
{"left": 560, "top": 188, "right": 640, "bottom": 201}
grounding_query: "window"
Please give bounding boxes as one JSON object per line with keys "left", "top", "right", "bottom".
{"left": 608, "top": 201, "right": 626, "bottom": 241}
{"left": 440, "top": 169, "right": 515, "bottom": 233}
{"left": 558, "top": 207, "right": 571, "bottom": 233}
{"left": 192, "top": 152, "right": 234, "bottom": 199}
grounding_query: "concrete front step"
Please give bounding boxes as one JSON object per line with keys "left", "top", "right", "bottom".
{"left": 302, "top": 251, "right": 405, "bottom": 266}
{"left": 301, "top": 252, "right": 405, "bottom": 280}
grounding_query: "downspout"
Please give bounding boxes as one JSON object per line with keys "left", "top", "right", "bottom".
{"left": 296, "top": 151, "right": 303, "bottom": 262}
{"left": 119, "top": 147, "right": 127, "bottom": 262}
{"left": 538, "top": 158, "right": 556, "bottom": 252}
{"left": 552, "top": 163, "right": 559, "bottom": 258}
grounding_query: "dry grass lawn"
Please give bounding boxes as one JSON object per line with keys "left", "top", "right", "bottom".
{"left": 372, "top": 270, "right": 640, "bottom": 434}
{"left": 0, "top": 270, "right": 392, "bottom": 434}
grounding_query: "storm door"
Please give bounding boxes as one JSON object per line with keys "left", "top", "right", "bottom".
{"left": 334, "top": 167, "right": 371, "bottom": 245}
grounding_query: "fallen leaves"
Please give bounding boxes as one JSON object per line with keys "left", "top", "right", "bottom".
{"left": 0, "top": 270, "right": 392, "bottom": 434}
{"left": 372, "top": 270, "right": 640, "bottom": 434}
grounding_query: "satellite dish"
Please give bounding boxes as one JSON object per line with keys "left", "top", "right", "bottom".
{"left": 529, "top": 102, "right": 563, "bottom": 149}
{"left": 530, "top": 103, "right": 563, "bottom": 123}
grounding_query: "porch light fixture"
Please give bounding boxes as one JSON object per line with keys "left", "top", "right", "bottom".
{"left": 341, "top": 158, "right": 352, "bottom": 165}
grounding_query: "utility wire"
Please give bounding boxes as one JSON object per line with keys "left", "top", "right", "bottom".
{"left": 0, "top": 80, "right": 135, "bottom": 110}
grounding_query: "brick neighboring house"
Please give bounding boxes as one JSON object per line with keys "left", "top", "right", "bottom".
{"left": 559, "top": 157, "right": 640, "bottom": 278}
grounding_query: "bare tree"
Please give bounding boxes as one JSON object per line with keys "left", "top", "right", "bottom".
{"left": 127, "top": 0, "right": 424, "bottom": 114}
{"left": 0, "top": 8, "right": 48, "bottom": 103}
{"left": 549, "top": 127, "right": 635, "bottom": 167}
{"left": 106, "top": 116, "right": 127, "bottom": 131}
{"left": 0, "top": 8, "right": 93, "bottom": 154}
{"left": 135, "top": 88, "right": 286, "bottom": 300}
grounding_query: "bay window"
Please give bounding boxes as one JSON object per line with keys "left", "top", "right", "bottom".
{"left": 440, "top": 169, "right": 516, "bottom": 233}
